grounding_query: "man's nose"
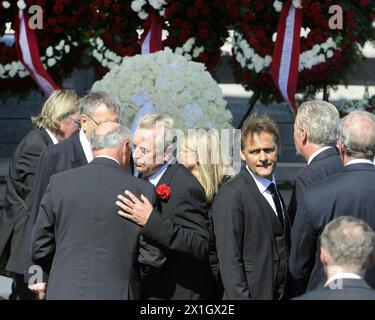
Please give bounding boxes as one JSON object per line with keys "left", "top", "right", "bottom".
{"left": 259, "top": 150, "right": 267, "bottom": 161}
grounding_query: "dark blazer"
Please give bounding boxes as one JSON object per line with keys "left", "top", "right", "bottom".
{"left": 140, "top": 163, "right": 214, "bottom": 300}
{"left": 24, "top": 131, "right": 87, "bottom": 280}
{"left": 288, "top": 147, "right": 342, "bottom": 225}
{"left": 31, "top": 157, "right": 156, "bottom": 300}
{"left": 289, "top": 163, "right": 375, "bottom": 295}
{"left": 211, "top": 165, "right": 291, "bottom": 300}
{"left": 295, "top": 278, "right": 375, "bottom": 300}
{"left": 0, "top": 128, "right": 52, "bottom": 274}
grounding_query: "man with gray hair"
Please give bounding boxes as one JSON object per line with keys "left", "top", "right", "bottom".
{"left": 295, "top": 216, "right": 375, "bottom": 300}
{"left": 25, "top": 91, "right": 121, "bottom": 294}
{"left": 30, "top": 122, "right": 157, "bottom": 299}
{"left": 290, "top": 111, "right": 375, "bottom": 296}
{"left": 116, "top": 113, "right": 215, "bottom": 299}
{"left": 289, "top": 100, "right": 342, "bottom": 225}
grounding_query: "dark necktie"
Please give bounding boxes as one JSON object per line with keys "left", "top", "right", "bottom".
{"left": 268, "top": 183, "right": 284, "bottom": 228}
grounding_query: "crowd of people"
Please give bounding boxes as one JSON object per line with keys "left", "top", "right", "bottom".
{"left": 0, "top": 90, "right": 375, "bottom": 300}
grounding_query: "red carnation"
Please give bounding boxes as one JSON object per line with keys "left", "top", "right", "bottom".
{"left": 156, "top": 184, "right": 171, "bottom": 201}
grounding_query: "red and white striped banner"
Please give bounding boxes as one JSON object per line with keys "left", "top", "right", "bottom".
{"left": 271, "top": 0, "right": 302, "bottom": 115}
{"left": 140, "top": 10, "right": 163, "bottom": 54}
{"left": 15, "top": 9, "right": 59, "bottom": 96}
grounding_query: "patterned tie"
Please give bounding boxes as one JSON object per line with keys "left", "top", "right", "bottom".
{"left": 268, "top": 183, "right": 284, "bottom": 228}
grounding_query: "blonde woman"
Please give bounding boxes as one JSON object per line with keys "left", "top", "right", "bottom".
{"left": 0, "top": 89, "right": 80, "bottom": 300}
{"left": 179, "top": 128, "right": 233, "bottom": 204}
{"left": 179, "top": 128, "right": 234, "bottom": 298}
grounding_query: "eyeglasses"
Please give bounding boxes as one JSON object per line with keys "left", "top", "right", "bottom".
{"left": 69, "top": 117, "right": 81, "bottom": 127}
{"left": 85, "top": 114, "right": 121, "bottom": 126}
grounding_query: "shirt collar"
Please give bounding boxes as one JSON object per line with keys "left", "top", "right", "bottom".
{"left": 308, "top": 146, "right": 332, "bottom": 165}
{"left": 245, "top": 165, "right": 276, "bottom": 193}
{"left": 79, "top": 129, "right": 94, "bottom": 163}
{"left": 324, "top": 273, "right": 361, "bottom": 287}
{"left": 45, "top": 129, "right": 59, "bottom": 145}
{"left": 95, "top": 155, "right": 120, "bottom": 166}
{"left": 345, "top": 159, "right": 374, "bottom": 167}
{"left": 147, "top": 158, "right": 175, "bottom": 187}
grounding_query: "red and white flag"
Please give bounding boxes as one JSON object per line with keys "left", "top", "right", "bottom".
{"left": 140, "top": 10, "right": 163, "bottom": 54}
{"left": 15, "top": 9, "right": 59, "bottom": 96}
{"left": 271, "top": 0, "right": 302, "bottom": 115}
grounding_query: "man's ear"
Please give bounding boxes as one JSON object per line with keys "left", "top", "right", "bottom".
{"left": 301, "top": 129, "right": 308, "bottom": 145}
{"left": 320, "top": 247, "right": 330, "bottom": 267}
{"left": 80, "top": 114, "right": 88, "bottom": 133}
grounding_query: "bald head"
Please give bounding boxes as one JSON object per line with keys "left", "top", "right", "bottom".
{"left": 90, "top": 122, "right": 131, "bottom": 168}
{"left": 339, "top": 111, "right": 375, "bottom": 161}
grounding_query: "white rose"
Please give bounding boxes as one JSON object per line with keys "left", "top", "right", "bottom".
{"left": 47, "top": 58, "right": 56, "bottom": 67}
{"left": 326, "top": 50, "right": 334, "bottom": 59}
{"left": 17, "top": 0, "right": 26, "bottom": 10}
{"left": 149, "top": 0, "right": 162, "bottom": 10}
{"left": 64, "top": 45, "right": 70, "bottom": 54}
{"left": 2, "top": 1, "right": 10, "bottom": 9}
{"left": 46, "top": 47, "right": 53, "bottom": 57}
{"left": 175, "top": 47, "right": 184, "bottom": 55}
{"left": 138, "top": 10, "right": 149, "bottom": 20}
{"left": 273, "top": 0, "right": 283, "bottom": 12}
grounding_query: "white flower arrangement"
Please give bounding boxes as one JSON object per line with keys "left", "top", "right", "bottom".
{"left": 0, "top": 36, "right": 78, "bottom": 79}
{"left": 273, "top": 0, "right": 302, "bottom": 12}
{"left": 92, "top": 48, "right": 232, "bottom": 130}
{"left": 89, "top": 37, "right": 123, "bottom": 70}
{"left": 173, "top": 37, "right": 205, "bottom": 61}
{"left": 233, "top": 30, "right": 339, "bottom": 74}
{"left": 131, "top": 0, "right": 167, "bottom": 20}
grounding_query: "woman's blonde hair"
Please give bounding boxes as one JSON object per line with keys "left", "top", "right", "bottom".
{"left": 32, "top": 89, "right": 80, "bottom": 131}
{"left": 183, "top": 129, "right": 234, "bottom": 203}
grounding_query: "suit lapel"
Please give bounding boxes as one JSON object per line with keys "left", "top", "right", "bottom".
{"left": 156, "top": 163, "right": 177, "bottom": 187}
{"left": 240, "top": 167, "right": 282, "bottom": 240}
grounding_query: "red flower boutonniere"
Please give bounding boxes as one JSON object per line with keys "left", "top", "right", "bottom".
{"left": 156, "top": 184, "right": 171, "bottom": 201}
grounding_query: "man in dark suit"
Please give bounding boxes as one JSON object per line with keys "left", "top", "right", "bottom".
{"left": 116, "top": 113, "right": 214, "bottom": 300}
{"left": 30, "top": 122, "right": 156, "bottom": 300}
{"left": 288, "top": 100, "right": 342, "bottom": 225}
{"left": 210, "top": 115, "right": 290, "bottom": 300}
{"left": 295, "top": 216, "right": 375, "bottom": 300}
{"left": 25, "top": 91, "right": 121, "bottom": 293}
{"left": 0, "top": 90, "right": 80, "bottom": 299}
{"left": 289, "top": 111, "right": 375, "bottom": 295}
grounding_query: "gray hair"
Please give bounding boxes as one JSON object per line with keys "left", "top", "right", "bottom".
{"left": 138, "top": 113, "right": 175, "bottom": 151}
{"left": 339, "top": 111, "right": 375, "bottom": 160}
{"left": 321, "top": 216, "right": 375, "bottom": 275}
{"left": 296, "top": 100, "right": 339, "bottom": 146}
{"left": 90, "top": 126, "right": 131, "bottom": 151}
{"left": 80, "top": 91, "right": 121, "bottom": 118}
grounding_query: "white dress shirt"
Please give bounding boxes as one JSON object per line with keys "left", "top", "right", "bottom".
{"left": 324, "top": 273, "right": 361, "bottom": 288}
{"left": 246, "top": 165, "right": 283, "bottom": 218}
{"left": 79, "top": 129, "right": 93, "bottom": 163}
{"left": 307, "top": 146, "right": 332, "bottom": 165}
{"left": 345, "top": 159, "right": 374, "bottom": 166}
{"left": 146, "top": 158, "right": 175, "bottom": 187}
{"left": 45, "top": 128, "right": 59, "bottom": 145}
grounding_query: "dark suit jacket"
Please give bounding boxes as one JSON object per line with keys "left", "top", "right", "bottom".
{"left": 295, "top": 278, "right": 375, "bottom": 300}
{"left": 0, "top": 128, "right": 52, "bottom": 274}
{"left": 140, "top": 163, "right": 214, "bottom": 300}
{"left": 289, "top": 163, "right": 375, "bottom": 295}
{"left": 288, "top": 147, "right": 342, "bottom": 225}
{"left": 25, "top": 131, "right": 87, "bottom": 280}
{"left": 31, "top": 157, "right": 156, "bottom": 300}
{"left": 211, "top": 165, "right": 291, "bottom": 300}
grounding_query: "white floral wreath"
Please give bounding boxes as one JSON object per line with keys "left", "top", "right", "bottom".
{"left": 92, "top": 48, "right": 232, "bottom": 130}
{"left": 273, "top": 0, "right": 303, "bottom": 12}
{"left": 232, "top": 30, "right": 338, "bottom": 74}
{"left": 0, "top": 37, "right": 78, "bottom": 79}
{"left": 131, "top": 0, "right": 167, "bottom": 20}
